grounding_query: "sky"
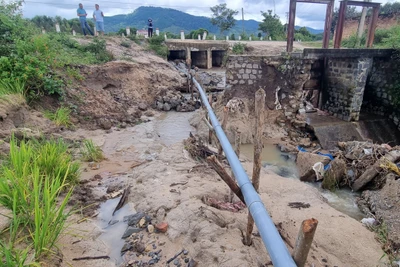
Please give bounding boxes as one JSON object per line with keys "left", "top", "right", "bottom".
{"left": 21, "top": 0, "right": 396, "bottom": 29}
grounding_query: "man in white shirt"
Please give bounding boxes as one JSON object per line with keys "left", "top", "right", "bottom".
{"left": 93, "top": 4, "right": 104, "bottom": 36}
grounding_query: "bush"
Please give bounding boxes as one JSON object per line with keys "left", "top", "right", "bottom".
{"left": 0, "top": 136, "right": 77, "bottom": 262}
{"left": 120, "top": 40, "right": 131, "bottom": 48}
{"left": 80, "top": 139, "right": 104, "bottom": 162}
{"left": 80, "top": 38, "right": 113, "bottom": 62}
{"left": 147, "top": 35, "right": 168, "bottom": 58}
{"left": 232, "top": 42, "right": 246, "bottom": 55}
{"left": 44, "top": 107, "right": 73, "bottom": 128}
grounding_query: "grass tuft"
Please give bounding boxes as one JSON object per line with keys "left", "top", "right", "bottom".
{"left": 80, "top": 139, "right": 104, "bottom": 162}
{"left": 44, "top": 107, "right": 73, "bottom": 128}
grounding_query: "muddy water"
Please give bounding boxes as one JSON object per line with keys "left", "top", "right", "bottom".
{"left": 240, "top": 143, "right": 364, "bottom": 220}
{"left": 98, "top": 197, "right": 135, "bottom": 264}
{"left": 155, "top": 111, "right": 196, "bottom": 146}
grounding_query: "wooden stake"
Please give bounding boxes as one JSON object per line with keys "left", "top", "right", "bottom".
{"left": 218, "top": 107, "right": 229, "bottom": 156}
{"left": 230, "top": 129, "right": 241, "bottom": 202}
{"left": 207, "top": 155, "right": 245, "bottom": 204}
{"left": 293, "top": 218, "right": 318, "bottom": 267}
{"left": 244, "top": 88, "right": 265, "bottom": 246}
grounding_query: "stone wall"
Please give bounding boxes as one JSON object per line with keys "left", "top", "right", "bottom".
{"left": 225, "top": 55, "right": 313, "bottom": 121}
{"left": 323, "top": 58, "right": 372, "bottom": 121}
{"left": 363, "top": 57, "right": 400, "bottom": 129}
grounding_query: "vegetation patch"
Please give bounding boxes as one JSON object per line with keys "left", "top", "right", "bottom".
{"left": 232, "top": 43, "right": 246, "bottom": 55}
{"left": 80, "top": 139, "right": 105, "bottom": 162}
{"left": 44, "top": 107, "right": 73, "bottom": 128}
{"left": 148, "top": 35, "right": 168, "bottom": 58}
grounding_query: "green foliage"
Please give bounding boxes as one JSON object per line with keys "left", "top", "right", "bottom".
{"left": 120, "top": 40, "right": 131, "bottom": 48}
{"left": 0, "top": 136, "right": 76, "bottom": 263}
{"left": 148, "top": 35, "right": 168, "bottom": 58}
{"left": 80, "top": 38, "right": 113, "bottom": 62}
{"left": 187, "top": 28, "right": 208, "bottom": 39}
{"left": 210, "top": 4, "right": 239, "bottom": 34}
{"left": 80, "top": 139, "right": 104, "bottom": 162}
{"left": 44, "top": 107, "right": 73, "bottom": 128}
{"left": 117, "top": 27, "right": 137, "bottom": 36}
{"left": 258, "top": 10, "right": 285, "bottom": 40}
{"left": 232, "top": 43, "right": 246, "bottom": 55}
{"left": 0, "top": 79, "right": 26, "bottom": 98}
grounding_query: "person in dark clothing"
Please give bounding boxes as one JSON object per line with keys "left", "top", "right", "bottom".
{"left": 148, "top": 18, "right": 153, "bottom": 38}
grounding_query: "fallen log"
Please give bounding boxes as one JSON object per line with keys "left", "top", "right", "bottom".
{"left": 72, "top": 256, "right": 110, "bottom": 261}
{"left": 206, "top": 155, "right": 245, "bottom": 203}
{"left": 112, "top": 186, "right": 130, "bottom": 215}
{"left": 352, "top": 150, "right": 400, "bottom": 191}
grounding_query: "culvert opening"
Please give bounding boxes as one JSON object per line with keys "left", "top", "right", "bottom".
{"left": 168, "top": 50, "right": 186, "bottom": 61}
{"left": 191, "top": 51, "right": 208, "bottom": 69}
{"left": 212, "top": 50, "right": 226, "bottom": 67}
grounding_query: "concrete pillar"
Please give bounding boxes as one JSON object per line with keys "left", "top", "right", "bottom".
{"left": 260, "top": 37, "right": 263, "bottom": 40}
{"left": 156, "top": 28, "right": 159, "bottom": 36}
{"left": 121, "top": 33, "right": 125, "bottom": 37}
{"left": 207, "top": 48, "right": 212, "bottom": 69}
{"left": 164, "top": 34, "right": 167, "bottom": 40}
{"left": 249, "top": 36, "right": 252, "bottom": 41}
{"left": 198, "top": 34, "right": 201, "bottom": 40}
{"left": 238, "top": 36, "right": 241, "bottom": 41}
{"left": 186, "top": 47, "right": 191, "bottom": 66}
{"left": 55, "top": 23, "right": 60, "bottom": 33}
{"left": 213, "top": 35, "right": 216, "bottom": 40}
{"left": 126, "top": 26, "right": 130, "bottom": 36}
{"left": 203, "top": 31, "right": 207, "bottom": 40}
{"left": 181, "top": 30, "right": 185, "bottom": 40}
{"left": 41, "top": 28, "right": 46, "bottom": 34}
{"left": 72, "top": 30, "right": 76, "bottom": 36}
{"left": 94, "top": 26, "right": 97, "bottom": 36}
{"left": 226, "top": 36, "right": 229, "bottom": 41}
{"left": 269, "top": 36, "right": 271, "bottom": 41}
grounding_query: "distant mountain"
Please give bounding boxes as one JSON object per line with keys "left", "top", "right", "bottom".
{"left": 295, "top": 26, "right": 324, "bottom": 35}
{"left": 106, "top": 6, "right": 323, "bottom": 36}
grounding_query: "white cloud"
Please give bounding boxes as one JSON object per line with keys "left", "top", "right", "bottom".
{"left": 21, "top": 0, "right": 393, "bottom": 30}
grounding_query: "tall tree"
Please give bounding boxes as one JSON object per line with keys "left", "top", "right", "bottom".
{"left": 210, "top": 4, "right": 238, "bottom": 35}
{"left": 258, "top": 10, "right": 284, "bottom": 40}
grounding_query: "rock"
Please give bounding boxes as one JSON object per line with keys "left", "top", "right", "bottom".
{"left": 163, "top": 103, "right": 171, "bottom": 111}
{"left": 156, "top": 208, "right": 166, "bottom": 222}
{"left": 124, "top": 212, "right": 145, "bottom": 226}
{"left": 133, "top": 242, "right": 146, "bottom": 254}
{"left": 173, "top": 258, "right": 180, "bottom": 265}
{"left": 358, "top": 173, "right": 400, "bottom": 251}
{"left": 144, "top": 110, "right": 154, "bottom": 117}
{"left": 147, "top": 224, "right": 154, "bottom": 233}
{"left": 321, "top": 157, "right": 346, "bottom": 190}
{"left": 98, "top": 118, "right": 112, "bottom": 130}
{"left": 155, "top": 222, "right": 168, "bottom": 233}
{"left": 106, "top": 184, "right": 120, "bottom": 193}
{"left": 296, "top": 152, "right": 331, "bottom": 182}
{"left": 156, "top": 102, "right": 164, "bottom": 111}
{"left": 121, "top": 243, "right": 133, "bottom": 253}
{"left": 183, "top": 250, "right": 188, "bottom": 255}
{"left": 293, "top": 119, "right": 306, "bottom": 128}
{"left": 138, "top": 103, "right": 148, "bottom": 111}
{"left": 120, "top": 122, "right": 127, "bottom": 128}
{"left": 109, "top": 219, "right": 119, "bottom": 226}
{"left": 0, "top": 141, "right": 10, "bottom": 156}
{"left": 122, "top": 226, "right": 142, "bottom": 239}
{"left": 298, "top": 138, "right": 312, "bottom": 147}
{"left": 188, "top": 259, "right": 198, "bottom": 267}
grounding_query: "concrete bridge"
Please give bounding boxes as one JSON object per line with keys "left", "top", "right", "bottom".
{"left": 165, "top": 40, "right": 229, "bottom": 69}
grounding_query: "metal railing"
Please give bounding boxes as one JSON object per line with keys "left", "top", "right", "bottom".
{"left": 191, "top": 78, "right": 296, "bottom": 267}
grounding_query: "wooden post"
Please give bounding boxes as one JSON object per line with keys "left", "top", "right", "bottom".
{"left": 229, "top": 129, "right": 241, "bottom": 202}
{"left": 208, "top": 94, "right": 213, "bottom": 145}
{"left": 322, "top": 0, "right": 334, "bottom": 49}
{"left": 293, "top": 218, "right": 318, "bottom": 267}
{"left": 286, "top": 0, "right": 297, "bottom": 52}
{"left": 366, "top": 6, "right": 380, "bottom": 48}
{"left": 207, "top": 155, "right": 245, "bottom": 203}
{"left": 334, "top": 0, "right": 347, "bottom": 48}
{"left": 218, "top": 107, "right": 229, "bottom": 156}
{"left": 244, "top": 88, "right": 265, "bottom": 246}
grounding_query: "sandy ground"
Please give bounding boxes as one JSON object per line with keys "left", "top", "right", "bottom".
{"left": 56, "top": 111, "right": 386, "bottom": 267}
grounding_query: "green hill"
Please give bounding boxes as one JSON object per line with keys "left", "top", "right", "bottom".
{"left": 105, "top": 6, "right": 323, "bottom": 36}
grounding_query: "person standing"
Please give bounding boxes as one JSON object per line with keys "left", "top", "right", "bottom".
{"left": 93, "top": 4, "right": 105, "bottom": 36}
{"left": 147, "top": 18, "right": 153, "bottom": 38}
{"left": 77, "top": 3, "right": 94, "bottom": 36}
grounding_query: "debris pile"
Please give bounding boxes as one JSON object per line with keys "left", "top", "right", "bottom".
{"left": 153, "top": 90, "right": 201, "bottom": 112}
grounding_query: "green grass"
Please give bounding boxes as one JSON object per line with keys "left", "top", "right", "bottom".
{"left": 232, "top": 43, "right": 246, "bottom": 55}
{"left": 0, "top": 80, "right": 26, "bottom": 99}
{"left": 44, "top": 107, "right": 73, "bottom": 128}
{"left": 0, "top": 136, "right": 77, "bottom": 264}
{"left": 80, "top": 139, "right": 104, "bottom": 162}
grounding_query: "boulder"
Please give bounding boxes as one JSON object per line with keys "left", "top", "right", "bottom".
{"left": 98, "top": 118, "right": 112, "bottom": 130}
{"left": 138, "top": 103, "right": 148, "bottom": 111}
{"left": 296, "top": 152, "right": 331, "bottom": 182}
{"left": 321, "top": 157, "right": 346, "bottom": 190}
{"left": 358, "top": 173, "right": 400, "bottom": 251}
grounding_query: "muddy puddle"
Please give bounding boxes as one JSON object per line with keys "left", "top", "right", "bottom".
{"left": 98, "top": 197, "right": 135, "bottom": 265}
{"left": 155, "top": 111, "right": 196, "bottom": 146}
{"left": 240, "top": 143, "right": 365, "bottom": 220}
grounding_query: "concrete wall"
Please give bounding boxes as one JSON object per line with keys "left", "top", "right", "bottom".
{"left": 191, "top": 51, "right": 208, "bottom": 69}
{"left": 323, "top": 57, "right": 372, "bottom": 121}
{"left": 212, "top": 50, "right": 225, "bottom": 67}
{"left": 168, "top": 50, "right": 186, "bottom": 61}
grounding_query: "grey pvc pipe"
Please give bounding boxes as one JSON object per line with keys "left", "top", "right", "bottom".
{"left": 193, "top": 78, "right": 297, "bottom": 267}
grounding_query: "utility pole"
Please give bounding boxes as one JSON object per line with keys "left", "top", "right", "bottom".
{"left": 242, "top": 8, "right": 244, "bottom": 36}
{"left": 356, "top": 0, "right": 371, "bottom": 47}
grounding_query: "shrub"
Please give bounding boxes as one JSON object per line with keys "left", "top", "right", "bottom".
{"left": 148, "top": 35, "right": 169, "bottom": 58}
{"left": 81, "top": 38, "right": 113, "bottom": 62}
{"left": 120, "top": 40, "right": 131, "bottom": 48}
{"left": 80, "top": 139, "right": 104, "bottom": 162}
{"left": 232, "top": 42, "right": 246, "bottom": 55}
{"left": 44, "top": 107, "right": 73, "bottom": 128}
{"left": 0, "top": 79, "right": 26, "bottom": 98}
